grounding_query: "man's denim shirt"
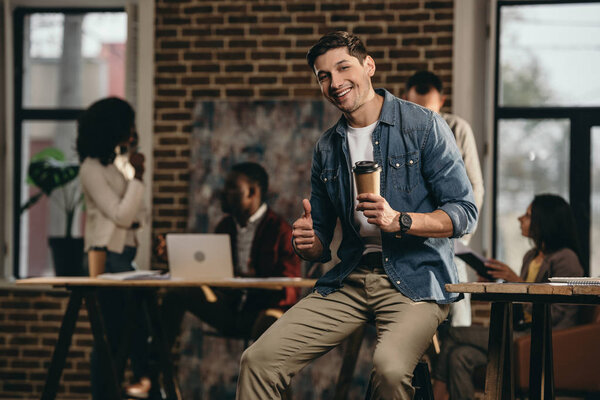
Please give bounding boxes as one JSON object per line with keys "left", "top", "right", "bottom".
{"left": 308, "top": 89, "right": 478, "bottom": 304}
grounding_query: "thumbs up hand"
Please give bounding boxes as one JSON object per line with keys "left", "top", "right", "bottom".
{"left": 292, "top": 199, "right": 314, "bottom": 250}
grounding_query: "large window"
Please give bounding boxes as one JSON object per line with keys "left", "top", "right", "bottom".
{"left": 494, "top": 1, "right": 600, "bottom": 276}
{"left": 15, "top": 9, "right": 127, "bottom": 277}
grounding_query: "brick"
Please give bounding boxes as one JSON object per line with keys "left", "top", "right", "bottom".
{"left": 195, "top": 16, "right": 224, "bottom": 25}
{"left": 250, "top": 26, "right": 279, "bottom": 36}
{"left": 229, "top": 15, "right": 257, "bottom": 24}
{"left": 225, "top": 64, "right": 253, "bottom": 72}
{"left": 251, "top": 51, "right": 280, "bottom": 60}
{"left": 389, "top": 49, "right": 420, "bottom": 58}
{"left": 1, "top": 301, "right": 30, "bottom": 309}
{"left": 252, "top": 4, "right": 282, "bottom": 12}
{"left": 161, "top": 40, "right": 191, "bottom": 50}
{"left": 425, "top": 49, "right": 452, "bottom": 58}
{"left": 158, "top": 209, "right": 188, "bottom": 217}
{"left": 215, "top": 76, "right": 244, "bottom": 84}
{"left": 435, "top": 12, "right": 453, "bottom": 21}
{"left": 182, "top": 28, "right": 211, "bottom": 36}
{"left": 217, "top": 51, "right": 246, "bottom": 61}
{"left": 331, "top": 14, "right": 359, "bottom": 22}
{"left": 8, "top": 312, "right": 38, "bottom": 321}
{"left": 402, "top": 37, "right": 433, "bottom": 46}
{"left": 159, "top": 137, "right": 188, "bottom": 145}
{"left": 285, "top": 51, "right": 306, "bottom": 60}
{"left": 284, "top": 27, "right": 313, "bottom": 35}
{"left": 229, "top": 39, "right": 258, "bottom": 48}
{"left": 262, "top": 39, "right": 292, "bottom": 47}
{"left": 259, "top": 88, "right": 289, "bottom": 97}
{"left": 162, "top": 17, "right": 191, "bottom": 25}
{"left": 293, "top": 88, "right": 321, "bottom": 97}
{"left": 296, "top": 15, "right": 326, "bottom": 24}
{"left": 155, "top": 100, "right": 180, "bottom": 108}
{"left": 181, "top": 77, "right": 210, "bottom": 85}
{"left": 217, "top": 5, "right": 246, "bottom": 13}
{"left": 365, "top": 14, "right": 394, "bottom": 22}
{"left": 388, "top": 25, "right": 420, "bottom": 34}
{"left": 399, "top": 13, "right": 431, "bottom": 21}
{"left": 183, "top": 52, "right": 212, "bottom": 61}
{"left": 263, "top": 15, "right": 292, "bottom": 23}
{"left": 157, "top": 64, "right": 187, "bottom": 73}
{"left": 424, "top": 24, "right": 453, "bottom": 33}
{"left": 356, "top": 2, "right": 385, "bottom": 10}
{"left": 282, "top": 76, "right": 311, "bottom": 85}
{"left": 3, "top": 383, "right": 33, "bottom": 392}
{"left": 367, "top": 38, "right": 397, "bottom": 47}
{"left": 389, "top": 1, "right": 420, "bottom": 9}
{"left": 161, "top": 112, "right": 191, "bottom": 121}
{"left": 194, "top": 40, "right": 224, "bottom": 48}
{"left": 287, "top": 3, "right": 316, "bottom": 12}
{"left": 155, "top": 76, "right": 177, "bottom": 85}
{"left": 353, "top": 26, "right": 383, "bottom": 34}
{"left": 249, "top": 76, "right": 277, "bottom": 84}
{"left": 156, "top": 29, "right": 177, "bottom": 38}
{"left": 320, "top": 3, "right": 350, "bottom": 11}
{"left": 0, "top": 370, "right": 27, "bottom": 380}
{"left": 11, "top": 360, "right": 41, "bottom": 369}
{"left": 425, "top": 1, "right": 453, "bottom": 9}
{"left": 156, "top": 53, "right": 179, "bottom": 62}
{"left": 396, "top": 62, "right": 428, "bottom": 71}
{"left": 226, "top": 88, "right": 254, "bottom": 97}
{"left": 9, "top": 336, "right": 38, "bottom": 345}
{"left": 183, "top": 5, "right": 212, "bottom": 13}
{"left": 153, "top": 220, "right": 174, "bottom": 229}
{"left": 191, "top": 64, "right": 220, "bottom": 73}
{"left": 259, "top": 64, "right": 288, "bottom": 73}
{"left": 437, "top": 36, "right": 453, "bottom": 45}
{"left": 23, "top": 349, "right": 52, "bottom": 358}
{"left": 216, "top": 27, "right": 245, "bottom": 36}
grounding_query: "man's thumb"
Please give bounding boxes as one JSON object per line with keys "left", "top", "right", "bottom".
{"left": 302, "top": 199, "right": 311, "bottom": 218}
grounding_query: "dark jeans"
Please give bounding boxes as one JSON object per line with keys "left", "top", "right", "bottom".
{"left": 160, "top": 288, "right": 270, "bottom": 351}
{"left": 90, "top": 246, "right": 150, "bottom": 399}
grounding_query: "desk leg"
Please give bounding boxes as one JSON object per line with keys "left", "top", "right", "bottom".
{"left": 529, "top": 303, "right": 555, "bottom": 400}
{"left": 114, "top": 290, "right": 141, "bottom": 379}
{"left": 41, "top": 290, "right": 83, "bottom": 400}
{"left": 145, "top": 291, "right": 182, "bottom": 400}
{"left": 333, "top": 325, "right": 366, "bottom": 400}
{"left": 484, "top": 302, "right": 514, "bottom": 400}
{"left": 84, "top": 291, "right": 122, "bottom": 400}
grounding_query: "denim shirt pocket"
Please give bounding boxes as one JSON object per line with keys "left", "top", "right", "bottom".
{"left": 320, "top": 168, "right": 340, "bottom": 203}
{"left": 388, "top": 152, "right": 420, "bottom": 192}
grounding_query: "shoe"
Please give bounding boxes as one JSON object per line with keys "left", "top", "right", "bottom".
{"left": 125, "top": 377, "right": 151, "bottom": 399}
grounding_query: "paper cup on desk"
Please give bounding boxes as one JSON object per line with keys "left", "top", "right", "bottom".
{"left": 353, "top": 161, "right": 381, "bottom": 195}
{"left": 88, "top": 249, "right": 106, "bottom": 277}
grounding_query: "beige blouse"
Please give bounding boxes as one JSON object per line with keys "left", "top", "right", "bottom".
{"left": 79, "top": 157, "right": 145, "bottom": 253}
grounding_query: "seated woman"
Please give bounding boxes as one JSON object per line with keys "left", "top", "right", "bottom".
{"left": 76, "top": 97, "right": 151, "bottom": 399}
{"left": 433, "top": 194, "right": 584, "bottom": 400}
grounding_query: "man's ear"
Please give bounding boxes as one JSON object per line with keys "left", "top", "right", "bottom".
{"left": 364, "top": 56, "right": 376, "bottom": 77}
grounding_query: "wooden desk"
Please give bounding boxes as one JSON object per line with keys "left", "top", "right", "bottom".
{"left": 17, "top": 277, "right": 317, "bottom": 400}
{"left": 446, "top": 282, "right": 600, "bottom": 400}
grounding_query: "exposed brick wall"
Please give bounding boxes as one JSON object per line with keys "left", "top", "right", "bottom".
{"left": 152, "top": 0, "right": 455, "bottom": 245}
{"left": 0, "top": 288, "right": 93, "bottom": 399}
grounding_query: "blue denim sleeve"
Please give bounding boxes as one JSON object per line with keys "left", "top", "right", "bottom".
{"left": 422, "top": 113, "right": 478, "bottom": 237}
{"left": 305, "top": 145, "right": 336, "bottom": 263}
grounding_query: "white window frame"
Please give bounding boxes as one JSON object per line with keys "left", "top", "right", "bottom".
{"left": 1, "top": 0, "right": 154, "bottom": 280}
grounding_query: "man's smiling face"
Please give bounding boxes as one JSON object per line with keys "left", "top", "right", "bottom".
{"left": 313, "top": 47, "right": 375, "bottom": 115}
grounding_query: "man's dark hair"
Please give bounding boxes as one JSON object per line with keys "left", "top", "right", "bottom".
{"left": 306, "top": 31, "right": 368, "bottom": 71}
{"left": 405, "top": 70, "right": 444, "bottom": 95}
{"left": 76, "top": 97, "right": 135, "bottom": 165}
{"left": 231, "top": 162, "right": 269, "bottom": 202}
{"left": 529, "top": 194, "right": 581, "bottom": 259}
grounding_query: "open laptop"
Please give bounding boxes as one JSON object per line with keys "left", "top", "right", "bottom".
{"left": 166, "top": 233, "right": 234, "bottom": 280}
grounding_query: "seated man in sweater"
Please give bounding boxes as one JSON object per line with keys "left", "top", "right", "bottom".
{"left": 159, "top": 162, "right": 302, "bottom": 346}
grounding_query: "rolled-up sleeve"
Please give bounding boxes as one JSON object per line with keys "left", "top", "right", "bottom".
{"left": 422, "top": 114, "right": 478, "bottom": 237}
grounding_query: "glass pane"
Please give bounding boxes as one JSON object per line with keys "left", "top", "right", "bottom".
{"left": 499, "top": 3, "right": 600, "bottom": 107}
{"left": 19, "top": 121, "right": 83, "bottom": 277}
{"left": 496, "top": 119, "right": 570, "bottom": 272}
{"left": 23, "top": 12, "right": 127, "bottom": 108}
{"left": 592, "top": 126, "right": 600, "bottom": 277}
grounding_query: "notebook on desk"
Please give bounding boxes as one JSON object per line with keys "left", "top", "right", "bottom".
{"left": 548, "top": 277, "right": 600, "bottom": 286}
{"left": 166, "top": 233, "right": 234, "bottom": 280}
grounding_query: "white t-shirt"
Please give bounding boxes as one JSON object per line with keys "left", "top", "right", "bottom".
{"left": 346, "top": 121, "right": 382, "bottom": 254}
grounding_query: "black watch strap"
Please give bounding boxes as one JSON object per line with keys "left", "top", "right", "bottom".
{"left": 398, "top": 212, "right": 412, "bottom": 233}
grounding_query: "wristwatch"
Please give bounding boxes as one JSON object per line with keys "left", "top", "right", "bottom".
{"left": 398, "top": 212, "right": 412, "bottom": 235}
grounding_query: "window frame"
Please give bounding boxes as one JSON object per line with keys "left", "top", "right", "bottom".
{"left": 493, "top": 0, "right": 600, "bottom": 274}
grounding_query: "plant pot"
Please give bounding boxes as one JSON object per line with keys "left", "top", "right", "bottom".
{"left": 48, "top": 237, "right": 85, "bottom": 276}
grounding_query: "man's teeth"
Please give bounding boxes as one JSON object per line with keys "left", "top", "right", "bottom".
{"left": 336, "top": 88, "right": 351, "bottom": 97}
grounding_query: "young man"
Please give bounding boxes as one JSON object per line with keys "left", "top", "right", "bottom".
{"left": 160, "top": 162, "right": 301, "bottom": 347}
{"left": 405, "top": 70, "right": 485, "bottom": 327}
{"left": 236, "top": 32, "right": 477, "bottom": 400}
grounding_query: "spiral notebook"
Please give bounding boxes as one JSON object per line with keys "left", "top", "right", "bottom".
{"left": 548, "top": 277, "right": 600, "bottom": 286}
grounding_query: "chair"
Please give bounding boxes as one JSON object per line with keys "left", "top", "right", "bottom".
{"left": 513, "top": 305, "right": 600, "bottom": 397}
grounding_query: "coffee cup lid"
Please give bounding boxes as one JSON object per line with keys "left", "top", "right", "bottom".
{"left": 353, "top": 161, "right": 381, "bottom": 174}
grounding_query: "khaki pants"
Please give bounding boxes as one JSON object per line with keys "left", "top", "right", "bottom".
{"left": 236, "top": 266, "right": 449, "bottom": 400}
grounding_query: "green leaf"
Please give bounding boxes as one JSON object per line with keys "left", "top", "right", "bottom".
{"left": 26, "top": 148, "right": 79, "bottom": 195}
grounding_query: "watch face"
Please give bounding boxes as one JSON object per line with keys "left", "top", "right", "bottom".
{"left": 400, "top": 213, "right": 412, "bottom": 231}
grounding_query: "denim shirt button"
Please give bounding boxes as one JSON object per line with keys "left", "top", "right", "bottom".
{"left": 323, "top": 178, "right": 328, "bottom": 182}
{"left": 384, "top": 257, "right": 389, "bottom": 262}
{"left": 396, "top": 280, "right": 401, "bottom": 284}
{"left": 375, "top": 141, "right": 379, "bottom": 145}
{"left": 395, "top": 163, "right": 400, "bottom": 167}
{"left": 409, "top": 160, "right": 414, "bottom": 165}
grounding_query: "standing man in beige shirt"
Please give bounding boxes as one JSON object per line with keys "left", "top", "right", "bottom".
{"left": 405, "top": 71, "right": 484, "bottom": 327}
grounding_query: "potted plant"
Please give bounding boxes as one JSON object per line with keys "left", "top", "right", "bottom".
{"left": 20, "top": 147, "right": 84, "bottom": 276}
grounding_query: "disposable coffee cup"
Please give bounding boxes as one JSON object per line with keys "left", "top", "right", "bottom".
{"left": 88, "top": 249, "right": 107, "bottom": 277}
{"left": 353, "top": 161, "right": 381, "bottom": 195}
